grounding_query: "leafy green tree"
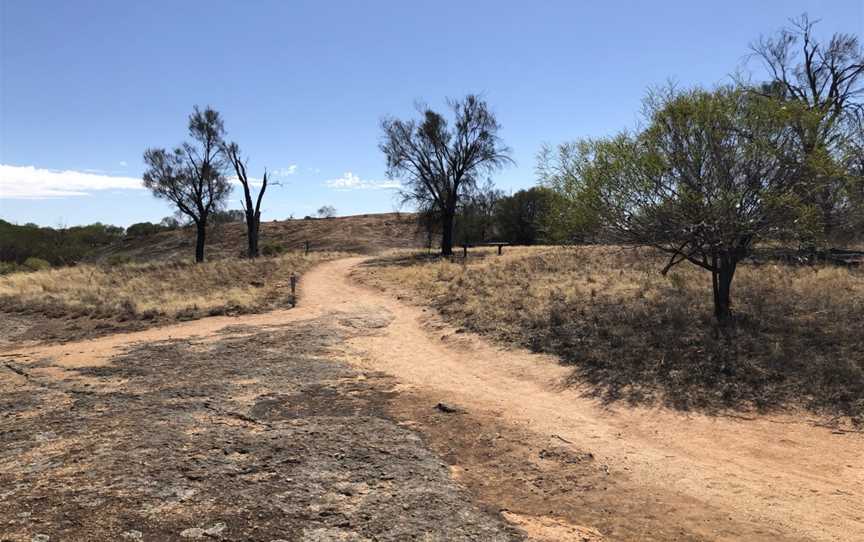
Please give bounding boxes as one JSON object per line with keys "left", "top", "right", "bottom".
{"left": 583, "top": 86, "right": 800, "bottom": 323}
{"left": 839, "top": 115, "right": 864, "bottom": 236}
{"left": 454, "top": 179, "right": 504, "bottom": 244}
{"left": 537, "top": 141, "right": 606, "bottom": 242}
{"left": 494, "top": 187, "right": 560, "bottom": 245}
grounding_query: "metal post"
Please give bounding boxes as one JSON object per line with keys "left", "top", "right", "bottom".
{"left": 304, "top": 240, "right": 310, "bottom": 255}
{"left": 290, "top": 273, "right": 297, "bottom": 306}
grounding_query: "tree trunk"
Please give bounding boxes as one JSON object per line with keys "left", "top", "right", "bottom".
{"left": 711, "top": 253, "right": 737, "bottom": 324}
{"left": 194, "top": 220, "right": 206, "bottom": 263}
{"left": 441, "top": 208, "right": 456, "bottom": 256}
{"left": 246, "top": 211, "right": 260, "bottom": 258}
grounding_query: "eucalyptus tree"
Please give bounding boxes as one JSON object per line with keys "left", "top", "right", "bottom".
{"left": 380, "top": 95, "right": 513, "bottom": 255}
{"left": 143, "top": 106, "right": 231, "bottom": 263}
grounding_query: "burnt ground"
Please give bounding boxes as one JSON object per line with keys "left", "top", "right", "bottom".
{"left": 0, "top": 309, "right": 152, "bottom": 348}
{"left": 0, "top": 314, "right": 521, "bottom": 542}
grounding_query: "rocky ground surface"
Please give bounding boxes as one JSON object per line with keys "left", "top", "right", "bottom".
{"left": 0, "top": 314, "right": 521, "bottom": 541}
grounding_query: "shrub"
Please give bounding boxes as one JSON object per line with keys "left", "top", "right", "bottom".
{"left": 126, "top": 222, "right": 164, "bottom": 237}
{"left": 0, "top": 261, "right": 22, "bottom": 275}
{"left": 23, "top": 257, "right": 51, "bottom": 271}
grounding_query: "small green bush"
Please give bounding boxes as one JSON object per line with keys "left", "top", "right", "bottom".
{"left": 0, "top": 261, "right": 23, "bottom": 275}
{"left": 23, "top": 257, "right": 51, "bottom": 271}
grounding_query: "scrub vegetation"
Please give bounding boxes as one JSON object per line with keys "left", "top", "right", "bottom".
{"left": 356, "top": 247, "right": 864, "bottom": 421}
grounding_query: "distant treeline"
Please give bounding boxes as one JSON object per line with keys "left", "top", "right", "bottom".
{"left": 418, "top": 185, "right": 584, "bottom": 248}
{"left": 0, "top": 210, "right": 248, "bottom": 271}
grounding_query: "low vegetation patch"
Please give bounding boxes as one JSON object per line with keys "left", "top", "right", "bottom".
{"left": 356, "top": 247, "right": 864, "bottom": 421}
{"left": 0, "top": 251, "right": 342, "bottom": 324}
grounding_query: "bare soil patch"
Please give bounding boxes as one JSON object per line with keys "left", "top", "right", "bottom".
{"left": 387, "top": 390, "right": 803, "bottom": 541}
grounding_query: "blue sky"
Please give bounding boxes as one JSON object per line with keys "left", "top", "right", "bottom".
{"left": 1, "top": 0, "right": 862, "bottom": 227}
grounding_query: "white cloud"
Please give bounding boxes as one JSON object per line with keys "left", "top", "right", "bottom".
{"left": 271, "top": 165, "right": 297, "bottom": 177}
{"left": 227, "top": 175, "right": 265, "bottom": 187}
{"left": 119, "top": 160, "right": 128, "bottom": 167}
{"left": 0, "top": 164, "right": 144, "bottom": 199}
{"left": 324, "top": 171, "right": 400, "bottom": 190}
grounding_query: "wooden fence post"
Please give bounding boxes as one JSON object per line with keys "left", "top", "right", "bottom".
{"left": 304, "top": 241, "right": 310, "bottom": 255}
{"left": 290, "top": 273, "right": 297, "bottom": 306}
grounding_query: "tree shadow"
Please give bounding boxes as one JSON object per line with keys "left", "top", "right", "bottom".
{"left": 535, "top": 294, "right": 864, "bottom": 424}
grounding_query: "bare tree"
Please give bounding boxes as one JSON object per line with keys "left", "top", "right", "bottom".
{"left": 143, "top": 106, "right": 231, "bottom": 263}
{"left": 224, "top": 142, "right": 269, "bottom": 258}
{"left": 380, "top": 95, "right": 513, "bottom": 255}
{"left": 749, "top": 14, "right": 864, "bottom": 239}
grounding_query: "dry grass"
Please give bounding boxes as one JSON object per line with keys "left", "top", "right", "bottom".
{"left": 92, "top": 213, "right": 425, "bottom": 263}
{"left": 356, "top": 246, "right": 864, "bottom": 421}
{"left": 0, "top": 251, "right": 343, "bottom": 322}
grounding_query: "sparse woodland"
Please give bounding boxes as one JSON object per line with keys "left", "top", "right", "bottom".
{"left": 0, "top": 14, "right": 862, "bottom": 420}
{"left": 8, "top": 6, "right": 864, "bottom": 541}
{"left": 359, "top": 16, "right": 864, "bottom": 420}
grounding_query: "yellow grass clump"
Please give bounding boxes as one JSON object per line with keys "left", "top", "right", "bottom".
{"left": 0, "top": 251, "right": 343, "bottom": 320}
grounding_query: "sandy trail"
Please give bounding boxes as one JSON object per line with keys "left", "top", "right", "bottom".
{"left": 4, "top": 256, "right": 863, "bottom": 541}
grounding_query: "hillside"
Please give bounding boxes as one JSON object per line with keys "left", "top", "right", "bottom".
{"left": 93, "top": 212, "right": 426, "bottom": 263}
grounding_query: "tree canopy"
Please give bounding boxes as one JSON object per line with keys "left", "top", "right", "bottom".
{"left": 543, "top": 86, "right": 802, "bottom": 322}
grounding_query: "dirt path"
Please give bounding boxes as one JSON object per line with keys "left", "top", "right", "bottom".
{"left": 4, "top": 256, "right": 863, "bottom": 541}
